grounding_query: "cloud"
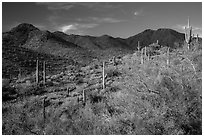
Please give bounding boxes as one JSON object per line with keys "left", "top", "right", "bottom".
{"left": 58, "top": 23, "right": 98, "bottom": 34}
{"left": 133, "top": 9, "right": 143, "bottom": 16}
{"left": 37, "top": 2, "right": 121, "bottom": 11}
{"left": 37, "top": 2, "right": 74, "bottom": 10}
{"left": 60, "top": 24, "right": 77, "bottom": 32}
{"left": 176, "top": 24, "right": 186, "bottom": 30}
{"left": 192, "top": 26, "right": 202, "bottom": 31}
{"left": 134, "top": 11, "right": 139, "bottom": 16}
{"left": 87, "top": 17, "right": 125, "bottom": 23}
{"left": 175, "top": 24, "right": 202, "bottom": 31}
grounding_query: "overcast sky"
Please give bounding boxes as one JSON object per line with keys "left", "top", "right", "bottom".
{"left": 2, "top": 2, "right": 202, "bottom": 38}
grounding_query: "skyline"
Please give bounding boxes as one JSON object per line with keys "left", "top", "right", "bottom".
{"left": 2, "top": 2, "right": 202, "bottom": 38}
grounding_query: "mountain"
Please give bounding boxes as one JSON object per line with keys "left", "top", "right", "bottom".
{"left": 53, "top": 32, "right": 132, "bottom": 50}
{"left": 2, "top": 23, "right": 133, "bottom": 78}
{"left": 3, "top": 23, "right": 190, "bottom": 78}
{"left": 126, "top": 28, "right": 185, "bottom": 49}
{"left": 3, "top": 23, "right": 96, "bottom": 65}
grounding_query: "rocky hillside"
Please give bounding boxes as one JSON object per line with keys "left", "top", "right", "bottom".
{"left": 2, "top": 41, "right": 202, "bottom": 134}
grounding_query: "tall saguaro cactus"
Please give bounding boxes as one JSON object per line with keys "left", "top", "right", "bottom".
{"left": 82, "top": 90, "right": 86, "bottom": 106}
{"left": 144, "top": 47, "right": 147, "bottom": 59}
{"left": 43, "top": 97, "right": 46, "bottom": 134}
{"left": 43, "top": 61, "right": 46, "bottom": 84}
{"left": 167, "top": 47, "right": 170, "bottom": 66}
{"left": 141, "top": 48, "right": 143, "bottom": 64}
{"left": 184, "top": 17, "right": 192, "bottom": 49}
{"left": 36, "top": 59, "right": 39, "bottom": 83}
{"left": 147, "top": 54, "right": 150, "bottom": 62}
{"left": 102, "top": 61, "right": 105, "bottom": 89}
{"left": 137, "top": 41, "right": 140, "bottom": 51}
{"left": 196, "top": 34, "right": 199, "bottom": 43}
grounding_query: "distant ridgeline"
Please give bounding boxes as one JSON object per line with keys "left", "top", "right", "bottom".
{"left": 135, "top": 17, "right": 200, "bottom": 52}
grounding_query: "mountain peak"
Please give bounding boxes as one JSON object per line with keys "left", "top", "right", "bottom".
{"left": 10, "top": 23, "right": 39, "bottom": 33}
{"left": 99, "top": 34, "right": 113, "bottom": 39}
{"left": 156, "top": 28, "right": 175, "bottom": 32}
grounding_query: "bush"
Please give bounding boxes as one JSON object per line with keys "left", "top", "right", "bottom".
{"left": 106, "top": 68, "right": 121, "bottom": 78}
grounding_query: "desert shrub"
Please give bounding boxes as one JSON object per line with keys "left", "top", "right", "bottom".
{"left": 105, "top": 85, "right": 120, "bottom": 93}
{"left": 16, "top": 83, "right": 46, "bottom": 97}
{"left": 146, "top": 73, "right": 202, "bottom": 135}
{"left": 2, "top": 97, "right": 45, "bottom": 135}
{"left": 88, "top": 91, "right": 105, "bottom": 104}
{"left": 106, "top": 67, "right": 121, "bottom": 78}
{"left": 2, "top": 85, "right": 18, "bottom": 101}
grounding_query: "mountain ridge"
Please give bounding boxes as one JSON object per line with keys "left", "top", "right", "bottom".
{"left": 3, "top": 23, "right": 188, "bottom": 49}
{"left": 2, "top": 23, "right": 192, "bottom": 78}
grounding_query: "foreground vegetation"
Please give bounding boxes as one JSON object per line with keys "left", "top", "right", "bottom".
{"left": 2, "top": 43, "right": 202, "bottom": 135}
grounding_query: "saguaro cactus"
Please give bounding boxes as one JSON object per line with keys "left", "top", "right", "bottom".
{"left": 43, "top": 97, "right": 46, "bottom": 133}
{"left": 36, "top": 59, "right": 39, "bottom": 83}
{"left": 18, "top": 68, "right": 21, "bottom": 79}
{"left": 112, "top": 56, "right": 116, "bottom": 66}
{"left": 167, "top": 47, "right": 170, "bottom": 66}
{"left": 137, "top": 41, "right": 140, "bottom": 51}
{"left": 196, "top": 34, "right": 199, "bottom": 43}
{"left": 147, "top": 53, "right": 150, "bottom": 62}
{"left": 102, "top": 61, "right": 105, "bottom": 89}
{"left": 43, "top": 61, "right": 46, "bottom": 84}
{"left": 184, "top": 17, "right": 192, "bottom": 49}
{"left": 141, "top": 48, "right": 143, "bottom": 64}
{"left": 82, "top": 90, "right": 86, "bottom": 106}
{"left": 144, "top": 47, "right": 147, "bottom": 59}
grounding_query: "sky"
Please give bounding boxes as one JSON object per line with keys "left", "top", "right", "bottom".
{"left": 2, "top": 2, "right": 202, "bottom": 38}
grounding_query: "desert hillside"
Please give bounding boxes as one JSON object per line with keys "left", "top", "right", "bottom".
{"left": 2, "top": 23, "right": 202, "bottom": 135}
